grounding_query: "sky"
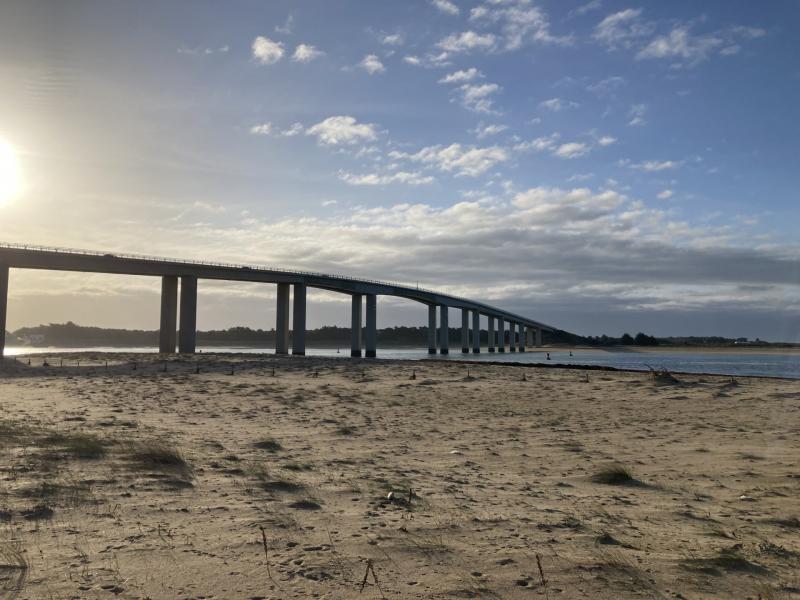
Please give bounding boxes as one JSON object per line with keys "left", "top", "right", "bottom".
{"left": 1, "top": 0, "right": 799, "bottom": 340}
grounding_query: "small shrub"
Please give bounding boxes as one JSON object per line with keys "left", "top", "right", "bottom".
{"left": 127, "top": 441, "right": 191, "bottom": 476}
{"left": 590, "top": 464, "right": 641, "bottom": 486}
{"left": 254, "top": 438, "right": 283, "bottom": 452}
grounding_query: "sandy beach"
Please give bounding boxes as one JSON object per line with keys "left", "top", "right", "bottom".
{"left": 1, "top": 353, "right": 798, "bottom": 599}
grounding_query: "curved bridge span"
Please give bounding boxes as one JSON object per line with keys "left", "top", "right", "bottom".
{"left": 0, "top": 243, "right": 555, "bottom": 358}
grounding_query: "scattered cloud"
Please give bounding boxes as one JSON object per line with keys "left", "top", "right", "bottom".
{"left": 252, "top": 36, "right": 285, "bottom": 64}
{"left": 624, "top": 159, "right": 683, "bottom": 172}
{"left": 359, "top": 54, "right": 386, "bottom": 74}
{"left": 636, "top": 26, "right": 724, "bottom": 66}
{"left": 437, "top": 31, "right": 497, "bottom": 53}
{"left": 177, "top": 45, "right": 229, "bottom": 56}
{"left": 568, "top": 0, "right": 603, "bottom": 18}
{"left": 275, "top": 15, "right": 294, "bottom": 35}
{"left": 658, "top": 189, "right": 674, "bottom": 200}
{"left": 306, "top": 116, "right": 378, "bottom": 145}
{"left": 470, "top": 2, "right": 572, "bottom": 50}
{"left": 539, "top": 97, "right": 579, "bottom": 112}
{"left": 593, "top": 8, "right": 653, "bottom": 50}
{"left": 292, "top": 44, "right": 325, "bottom": 62}
{"left": 381, "top": 33, "right": 404, "bottom": 46}
{"left": 628, "top": 104, "right": 647, "bottom": 126}
{"left": 394, "top": 143, "right": 510, "bottom": 177}
{"left": 340, "top": 170, "right": 434, "bottom": 186}
{"left": 250, "top": 123, "right": 273, "bottom": 135}
{"left": 472, "top": 123, "right": 508, "bottom": 139}
{"left": 597, "top": 135, "right": 617, "bottom": 146}
{"left": 278, "top": 122, "right": 304, "bottom": 137}
{"left": 459, "top": 83, "right": 502, "bottom": 114}
{"left": 553, "top": 142, "right": 591, "bottom": 159}
{"left": 586, "top": 75, "right": 627, "bottom": 96}
{"left": 431, "top": 0, "right": 460, "bottom": 16}
{"left": 439, "top": 67, "right": 483, "bottom": 84}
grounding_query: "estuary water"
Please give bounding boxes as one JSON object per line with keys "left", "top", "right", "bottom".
{"left": 4, "top": 345, "right": 799, "bottom": 379}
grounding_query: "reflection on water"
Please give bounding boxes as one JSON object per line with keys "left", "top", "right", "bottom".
{"left": 4, "top": 345, "right": 799, "bottom": 379}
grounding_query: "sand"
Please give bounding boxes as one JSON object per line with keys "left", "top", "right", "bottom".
{"left": 0, "top": 353, "right": 798, "bottom": 599}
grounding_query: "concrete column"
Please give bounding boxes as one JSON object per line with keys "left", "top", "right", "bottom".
{"left": 509, "top": 322, "right": 516, "bottom": 352}
{"left": 276, "top": 283, "right": 290, "bottom": 354}
{"left": 472, "top": 310, "right": 480, "bottom": 354}
{"left": 158, "top": 275, "right": 178, "bottom": 354}
{"left": 427, "top": 304, "right": 437, "bottom": 355}
{"left": 292, "top": 283, "right": 306, "bottom": 355}
{"left": 461, "top": 308, "right": 469, "bottom": 353}
{"left": 526, "top": 327, "right": 533, "bottom": 347}
{"left": 0, "top": 263, "right": 8, "bottom": 360}
{"left": 518, "top": 322, "right": 525, "bottom": 352}
{"left": 535, "top": 328, "right": 543, "bottom": 347}
{"left": 365, "top": 294, "right": 377, "bottom": 358}
{"left": 178, "top": 276, "right": 197, "bottom": 353}
{"left": 351, "top": 294, "right": 362, "bottom": 357}
{"left": 497, "top": 318, "right": 505, "bottom": 352}
{"left": 487, "top": 316, "right": 495, "bottom": 353}
{"left": 439, "top": 305, "right": 449, "bottom": 354}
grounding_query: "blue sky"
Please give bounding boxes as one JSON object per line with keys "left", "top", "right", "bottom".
{"left": 1, "top": 0, "right": 799, "bottom": 340}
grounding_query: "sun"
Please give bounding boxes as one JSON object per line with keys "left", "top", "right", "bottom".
{"left": 0, "top": 137, "right": 22, "bottom": 205}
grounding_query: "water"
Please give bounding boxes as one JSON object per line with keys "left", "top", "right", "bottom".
{"left": 4, "top": 345, "right": 799, "bottom": 379}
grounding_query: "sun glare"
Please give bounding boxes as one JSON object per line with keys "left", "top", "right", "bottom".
{"left": 0, "top": 137, "right": 22, "bottom": 205}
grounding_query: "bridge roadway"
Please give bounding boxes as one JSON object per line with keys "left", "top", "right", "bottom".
{"left": 0, "top": 243, "right": 555, "bottom": 358}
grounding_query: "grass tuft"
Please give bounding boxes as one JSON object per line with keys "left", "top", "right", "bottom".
{"left": 254, "top": 437, "right": 283, "bottom": 452}
{"left": 590, "top": 464, "right": 642, "bottom": 486}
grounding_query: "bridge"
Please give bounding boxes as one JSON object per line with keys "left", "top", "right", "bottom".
{"left": 0, "top": 243, "right": 556, "bottom": 359}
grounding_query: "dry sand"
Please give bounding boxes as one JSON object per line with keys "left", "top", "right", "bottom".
{"left": 0, "top": 353, "right": 798, "bottom": 599}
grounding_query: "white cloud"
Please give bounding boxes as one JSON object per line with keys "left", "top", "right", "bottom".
{"left": 597, "top": 135, "right": 617, "bottom": 147}
{"left": 460, "top": 83, "right": 501, "bottom": 114}
{"left": 321, "top": 200, "right": 338, "bottom": 207}
{"left": 403, "top": 55, "right": 421, "bottom": 66}
{"left": 275, "top": 15, "right": 294, "bottom": 35}
{"left": 438, "top": 67, "right": 483, "bottom": 84}
{"left": 306, "top": 116, "right": 378, "bottom": 145}
{"left": 250, "top": 123, "right": 273, "bottom": 135}
{"left": 399, "top": 143, "right": 510, "bottom": 177}
{"left": 628, "top": 104, "right": 647, "bottom": 126}
{"left": 471, "top": 3, "right": 572, "bottom": 50}
{"left": 278, "top": 122, "right": 304, "bottom": 137}
{"left": 569, "top": 0, "right": 603, "bottom": 18}
{"left": 625, "top": 159, "right": 683, "bottom": 172}
{"left": 539, "top": 97, "right": 579, "bottom": 111}
{"left": 382, "top": 33, "right": 404, "bottom": 46}
{"left": 514, "top": 133, "right": 560, "bottom": 153}
{"left": 359, "top": 54, "right": 385, "bottom": 75}
{"left": 636, "top": 26, "right": 723, "bottom": 67}
{"left": 658, "top": 189, "right": 674, "bottom": 200}
{"left": 252, "top": 36, "right": 285, "bottom": 64}
{"left": 553, "top": 142, "right": 590, "bottom": 159}
{"left": 593, "top": 8, "right": 653, "bottom": 50}
{"left": 437, "top": 31, "right": 497, "bottom": 53}
{"left": 472, "top": 123, "right": 508, "bottom": 139}
{"left": 177, "top": 45, "right": 229, "bottom": 56}
{"left": 586, "top": 75, "right": 626, "bottom": 96}
{"left": 292, "top": 44, "right": 325, "bottom": 62}
{"left": 339, "top": 171, "right": 434, "bottom": 186}
{"left": 432, "top": 0, "right": 460, "bottom": 15}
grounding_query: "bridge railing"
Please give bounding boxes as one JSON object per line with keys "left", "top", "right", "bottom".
{"left": 0, "top": 241, "right": 475, "bottom": 304}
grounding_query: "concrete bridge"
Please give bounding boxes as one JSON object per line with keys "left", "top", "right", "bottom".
{"left": 0, "top": 243, "right": 555, "bottom": 359}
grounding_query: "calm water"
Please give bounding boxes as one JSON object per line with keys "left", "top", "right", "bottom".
{"left": 4, "top": 345, "right": 799, "bottom": 379}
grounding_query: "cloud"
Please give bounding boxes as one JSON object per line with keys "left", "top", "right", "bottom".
{"left": 636, "top": 26, "right": 723, "bottom": 66}
{"left": 275, "top": 15, "right": 294, "bottom": 35}
{"left": 459, "top": 83, "right": 501, "bottom": 114}
{"left": 624, "top": 159, "right": 683, "bottom": 172}
{"left": 470, "top": 2, "right": 572, "bottom": 50}
{"left": 279, "top": 122, "right": 304, "bottom": 137}
{"left": 586, "top": 75, "right": 626, "bottom": 96}
{"left": 359, "top": 54, "right": 385, "bottom": 74}
{"left": 438, "top": 67, "right": 483, "bottom": 84}
{"left": 437, "top": 31, "right": 497, "bottom": 53}
{"left": 339, "top": 171, "right": 434, "bottom": 186}
{"left": 568, "top": 0, "right": 603, "bottom": 18}
{"left": 514, "top": 133, "right": 560, "bottom": 152}
{"left": 252, "top": 36, "right": 285, "bottom": 64}
{"left": 628, "top": 104, "right": 647, "bottom": 126}
{"left": 472, "top": 123, "right": 508, "bottom": 139}
{"left": 249, "top": 123, "right": 273, "bottom": 136}
{"left": 658, "top": 189, "right": 674, "bottom": 200}
{"left": 539, "top": 97, "right": 579, "bottom": 111}
{"left": 431, "top": 0, "right": 460, "bottom": 15}
{"left": 597, "top": 135, "right": 617, "bottom": 146}
{"left": 292, "top": 44, "right": 325, "bottom": 62}
{"left": 177, "top": 45, "right": 229, "bottom": 56}
{"left": 396, "top": 143, "right": 510, "bottom": 177}
{"left": 593, "top": 8, "right": 653, "bottom": 50}
{"left": 306, "top": 116, "right": 378, "bottom": 145}
{"left": 381, "top": 33, "right": 404, "bottom": 46}
{"left": 553, "top": 142, "right": 590, "bottom": 159}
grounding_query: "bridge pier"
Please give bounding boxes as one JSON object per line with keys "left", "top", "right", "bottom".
{"left": 497, "top": 318, "right": 505, "bottom": 352}
{"left": 178, "top": 276, "right": 197, "bottom": 353}
{"left": 351, "top": 294, "right": 362, "bottom": 357}
{"left": 487, "top": 316, "right": 495, "bottom": 352}
{"left": 535, "top": 327, "right": 543, "bottom": 347}
{"left": 365, "top": 294, "right": 377, "bottom": 358}
{"left": 472, "top": 310, "right": 480, "bottom": 353}
{"left": 0, "top": 262, "right": 7, "bottom": 359}
{"left": 276, "top": 283, "right": 290, "bottom": 354}
{"left": 439, "top": 305, "right": 449, "bottom": 354}
{"left": 159, "top": 275, "right": 178, "bottom": 353}
{"left": 292, "top": 283, "right": 306, "bottom": 355}
{"left": 427, "top": 304, "right": 437, "bottom": 354}
{"left": 461, "top": 309, "right": 469, "bottom": 353}
{"left": 518, "top": 323, "right": 525, "bottom": 352}
{"left": 509, "top": 321, "right": 516, "bottom": 352}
